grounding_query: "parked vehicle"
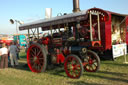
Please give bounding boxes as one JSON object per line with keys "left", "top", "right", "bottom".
{"left": 19, "top": 0, "right": 128, "bottom": 79}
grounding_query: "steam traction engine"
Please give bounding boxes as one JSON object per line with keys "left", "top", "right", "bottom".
{"left": 18, "top": 7, "right": 112, "bottom": 79}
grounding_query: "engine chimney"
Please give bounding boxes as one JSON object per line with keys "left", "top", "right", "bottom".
{"left": 73, "top": 0, "right": 80, "bottom": 13}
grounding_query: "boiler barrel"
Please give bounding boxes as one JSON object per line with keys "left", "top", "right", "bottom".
{"left": 69, "top": 46, "right": 86, "bottom": 54}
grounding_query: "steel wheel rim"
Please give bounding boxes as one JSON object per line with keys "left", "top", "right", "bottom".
{"left": 27, "top": 44, "right": 44, "bottom": 73}
{"left": 64, "top": 56, "right": 82, "bottom": 78}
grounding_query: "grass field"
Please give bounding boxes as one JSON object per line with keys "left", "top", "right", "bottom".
{"left": 0, "top": 50, "right": 128, "bottom": 85}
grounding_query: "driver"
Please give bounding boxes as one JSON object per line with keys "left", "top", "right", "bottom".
{"left": 79, "top": 26, "right": 96, "bottom": 39}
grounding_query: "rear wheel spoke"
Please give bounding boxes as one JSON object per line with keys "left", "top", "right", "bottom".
{"left": 37, "top": 50, "right": 41, "bottom": 57}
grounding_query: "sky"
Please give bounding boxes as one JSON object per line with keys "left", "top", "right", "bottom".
{"left": 0, "top": 0, "right": 128, "bottom": 34}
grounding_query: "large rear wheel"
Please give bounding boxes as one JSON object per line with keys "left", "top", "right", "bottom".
{"left": 82, "top": 50, "right": 100, "bottom": 72}
{"left": 27, "top": 43, "right": 47, "bottom": 73}
{"left": 64, "top": 54, "right": 83, "bottom": 79}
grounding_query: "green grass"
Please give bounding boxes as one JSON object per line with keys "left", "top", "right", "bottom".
{"left": 0, "top": 50, "right": 128, "bottom": 85}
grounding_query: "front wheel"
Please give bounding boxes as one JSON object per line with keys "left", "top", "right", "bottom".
{"left": 82, "top": 50, "right": 100, "bottom": 72}
{"left": 64, "top": 54, "right": 83, "bottom": 79}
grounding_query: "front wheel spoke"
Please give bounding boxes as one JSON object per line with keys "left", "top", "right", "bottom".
{"left": 86, "top": 64, "right": 90, "bottom": 69}
{"left": 93, "top": 62, "right": 98, "bottom": 67}
{"left": 70, "top": 59, "right": 75, "bottom": 64}
{"left": 84, "top": 58, "right": 89, "bottom": 62}
{"left": 92, "top": 64, "right": 96, "bottom": 70}
{"left": 92, "top": 63, "right": 97, "bottom": 66}
{"left": 74, "top": 64, "right": 80, "bottom": 69}
{"left": 92, "top": 59, "right": 97, "bottom": 63}
{"left": 86, "top": 56, "right": 90, "bottom": 60}
{"left": 73, "top": 65, "right": 80, "bottom": 73}
{"left": 89, "top": 65, "right": 93, "bottom": 70}
{"left": 75, "top": 66, "right": 81, "bottom": 71}
{"left": 93, "top": 63, "right": 97, "bottom": 68}
{"left": 74, "top": 68, "right": 80, "bottom": 73}
{"left": 68, "top": 68, "right": 72, "bottom": 71}
{"left": 69, "top": 71, "right": 73, "bottom": 76}
{"left": 72, "top": 71, "right": 77, "bottom": 77}
{"left": 71, "top": 58, "right": 77, "bottom": 64}
{"left": 68, "top": 62, "right": 73, "bottom": 65}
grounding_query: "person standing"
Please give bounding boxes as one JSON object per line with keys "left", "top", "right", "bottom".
{"left": 15, "top": 42, "right": 20, "bottom": 60}
{"left": 8, "top": 42, "right": 19, "bottom": 67}
{"left": 0, "top": 43, "right": 8, "bottom": 69}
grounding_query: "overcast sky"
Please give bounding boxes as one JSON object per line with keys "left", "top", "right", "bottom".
{"left": 0, "top": 0, "right": 128, "bottom": 34}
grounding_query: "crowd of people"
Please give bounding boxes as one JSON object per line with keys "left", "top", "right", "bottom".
{"left": 0, "top": 42, "right": 20, "bottom": 69}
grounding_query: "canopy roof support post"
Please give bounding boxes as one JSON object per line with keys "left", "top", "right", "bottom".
{"left": 50, "top": 26, "right": 53, "bottom": 37}
{"left": 97, "top": 13, "right": 101, "bottom": 41}
{"left": 64, "top": 24, "right": 67, "bottom": 31}
{"left": 28, "top": 29, "right": 30, "bottom": 42}
{"left": 37, "top": 28, "right": 39, "bottom": 39}
{"left": 58, "top": 24, "right": 60, "bottom": 32}
{"left": 75, "top": 21, "right": 80, "bottom": 41}
{"left": 89, "top": 13, "right": 93, "bottom": 41}
{"left": 31, "top": 28, "right": 37, "bottom": 38}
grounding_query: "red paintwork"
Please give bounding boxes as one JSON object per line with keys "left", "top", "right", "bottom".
{"left": 52, "top": 38, "right": 62, "bottom": 47}
{"left": 56, "top": 53, "right": 65, "bottom": 64}
{"left": 103, "top": 10, "right": 128, "bottom": 50}
{"left": 91, "top": 41, "right": 101, "bottom": 47}
{"left": 104, "top": 12, "right": 112, "bottom": 50}
{"left": 42, "top": 37, "right": 49, "bottom": 45}
{"left": 0, "top": 40, "right": 13, "bottom": 46}
{"left": 87, "top": 8, "right": 109, "bottom": 22}
{"left": 41, "top": 8, "right": 128, "bottom": 52}
{"left": 88, "top": 8, "right": 128, "bottom": 51}
{"left": 56, "top": 49, "right": 65, "bottom": 64}
{"left": 126, "top": 16, "right": 128, "bottom": 44}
